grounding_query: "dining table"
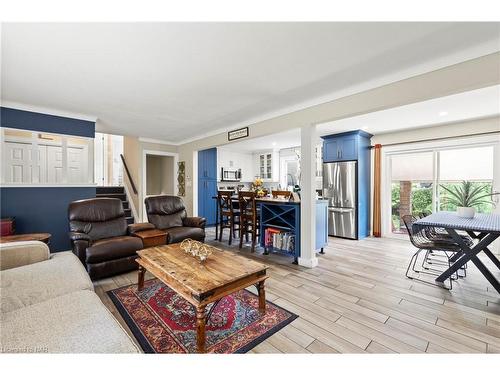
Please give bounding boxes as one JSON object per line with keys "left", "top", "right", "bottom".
{"left": 414, "top": 211, "right": 500, "bottom": 293}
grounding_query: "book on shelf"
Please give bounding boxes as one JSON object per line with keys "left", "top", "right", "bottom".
{"left": 264, "top": 227, "right": 295, "bottom": 253}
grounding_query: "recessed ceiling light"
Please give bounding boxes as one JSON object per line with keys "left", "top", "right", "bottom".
{"left": 439, "top": 111, "right": 448, "bottom": 117}
{"left": 272, "top": 142, "right": 277, "bottom": 146}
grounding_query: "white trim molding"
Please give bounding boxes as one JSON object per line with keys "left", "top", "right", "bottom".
{"left": 138, "top": 137, "right": 179, "bottom": 146}
{"left": 1, "top": 101, "right": 98, "bottom": 122}
{"left": 0, "top": 184, "right": 97, "bottom": 188}
{"left": 141, "top": 149, "right": 179, "bottom": 220}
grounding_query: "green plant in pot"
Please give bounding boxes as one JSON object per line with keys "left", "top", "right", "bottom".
{"left": 440, "top": 181, "right": 499, "bottom": 218}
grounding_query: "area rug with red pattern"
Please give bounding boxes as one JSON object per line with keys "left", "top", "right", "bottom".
{"left": 107, "top": 278, "right": 298, "bottom": 353}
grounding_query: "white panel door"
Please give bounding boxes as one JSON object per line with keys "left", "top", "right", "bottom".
{"left": 47, "top": 145, "right": 64, "bottom": 183}
{"left": 67, "top": 146, "right": 88, "bottom": 183}
{"left": 3, "top": 142, "right": 30, "bottom": 183}
{"left": 29, "top": 145, "right": 48, "bottom": 183}
{"left": 3, "top": 142, "right": 49, "bottom": 183}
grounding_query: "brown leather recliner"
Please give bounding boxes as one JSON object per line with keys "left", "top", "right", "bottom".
{"left": 68, "top": 197, "right": 152, "bottom": 280}
{"left": 144, "top": 195, "right": 206, "bottom": 244}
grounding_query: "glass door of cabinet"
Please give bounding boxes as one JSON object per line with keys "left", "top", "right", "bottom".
{"left": 259, "top": 154, "right": 265, "bottom": 179}
{"left": 266, "top": 153, "right": 272, "bottom": 179}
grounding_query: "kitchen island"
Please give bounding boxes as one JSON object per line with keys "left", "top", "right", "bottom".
{"left": 257, "top": 198, "right": 328, "bottom": 264}
{"left": 211, "top": 195, "right": 328, "bottom": 263}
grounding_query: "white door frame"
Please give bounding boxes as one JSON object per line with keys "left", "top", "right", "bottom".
{"left": 141, "top": 149, "right": 179, "bottom": 220}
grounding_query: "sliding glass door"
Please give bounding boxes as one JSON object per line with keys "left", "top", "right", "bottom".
{"left": 390, "top": 152, "right": 434, "bottom": 234}
{"left": 388, "top": 144, "right": 497, "bottom": 235}
{"left": 438, "top": 146, "right": 495, "bottom": 214}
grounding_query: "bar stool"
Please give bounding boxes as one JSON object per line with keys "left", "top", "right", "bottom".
{"left": 217, "top": 191, "right": 240, "bottom": 245}
{"left": 238, "top": 191, "right": 260, "bottom": 252}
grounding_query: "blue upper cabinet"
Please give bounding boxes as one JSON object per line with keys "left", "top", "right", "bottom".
{"left": 323, "top": 134, "right": 358, "bottom": 162}
{"left": 323, "top": 138, "right": 340, "bottom": 161}
{"left": 198, "top": 148, "right": 217, "bottom": 180}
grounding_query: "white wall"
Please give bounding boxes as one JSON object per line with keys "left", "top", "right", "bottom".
{"left": 123, "top": 136, "right": 178, "bottom": 220}
{"left": 372, "top": 116, "right": 500, "bottom": 145}
{"left": 146, "top": 154, "right": 175, "bottom": 196}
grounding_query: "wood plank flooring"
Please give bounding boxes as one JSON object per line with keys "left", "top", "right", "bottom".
{"left": 94, "top": 231, "right": 500, "bottom": 353}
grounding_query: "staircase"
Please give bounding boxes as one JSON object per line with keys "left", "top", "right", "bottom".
{"left": 96, "top": 186, "right": 134, "bottom": 225}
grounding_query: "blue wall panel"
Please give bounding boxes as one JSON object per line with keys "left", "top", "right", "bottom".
{"left": 1, "top": 187, "right": 97, "bottom": 251}
{"left": 198, "top": 148, "right": 217, "bottom": 226}
{"left": 1, "top": 107, "right": 95, "bottom": 138}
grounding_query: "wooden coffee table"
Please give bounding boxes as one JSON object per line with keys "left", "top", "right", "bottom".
{"left": 136, "top": 243, "right": 268, "bottom": 353}
{"left": 0, "top": 233, "right": 51, "bottom": 244}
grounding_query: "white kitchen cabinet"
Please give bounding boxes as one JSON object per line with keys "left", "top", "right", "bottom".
{"left": 253, "top": 150, "right": 279, "bottom": 182}
{"left": 216, "top": 148, "right": 254, "bottom": 182}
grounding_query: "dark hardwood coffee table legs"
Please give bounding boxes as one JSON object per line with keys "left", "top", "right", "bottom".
{"left": 196, "top": 305, "right": 207, "bottom": 353}
{"left": 137, "top": 265, "right": 146, "bottom": 291}
{"left": 135, "top": 244, "right": 268, "bottom": 353}
{"left": 258, "top": 280, "right": 266, "bottom": 313}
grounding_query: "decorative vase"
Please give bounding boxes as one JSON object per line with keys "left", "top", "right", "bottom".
{"left": 457, "top": 206, "right": 476, "bottom": 219}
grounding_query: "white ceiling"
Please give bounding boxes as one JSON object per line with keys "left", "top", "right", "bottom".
{"left": 1, "top": 23, "right": 500, "bottom": 143}
{"left": 220, "top": 85, "right": 500, "bottom": 152}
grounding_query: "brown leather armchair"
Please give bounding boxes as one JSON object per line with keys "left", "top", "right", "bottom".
{"left": 68, "top": 198, "right": 153, "bottom": 280}
{"left": 144, "top": 195, "right": 206, "bottom": 244}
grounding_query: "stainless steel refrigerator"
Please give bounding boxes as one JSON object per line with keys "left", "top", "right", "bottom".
{"left": 322, "top": 161, "right": 357, "bottom": 239}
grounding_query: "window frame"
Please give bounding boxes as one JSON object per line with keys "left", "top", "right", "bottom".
{"left": 381, "top": 134, "right": 500, "bottom": 238}
{"left": 0, "top": 127, "right": 95, "bottom": 187}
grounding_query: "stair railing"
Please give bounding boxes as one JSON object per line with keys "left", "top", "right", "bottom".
{"left": 120, "top": 154, "right": 138, "bottom": 195}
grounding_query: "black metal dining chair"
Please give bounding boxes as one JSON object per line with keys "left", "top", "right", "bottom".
{"left": 403, "top": 214, "right": 463, "bottom": 290}
{"left": 417, "top": 212, "right": 471, "bottom": 277}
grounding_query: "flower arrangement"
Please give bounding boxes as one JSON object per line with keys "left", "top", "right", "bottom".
{"left": 251, "top": 177, "right": 266, "bottom": 197}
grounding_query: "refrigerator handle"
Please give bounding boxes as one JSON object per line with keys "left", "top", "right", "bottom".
{"left": 328, "top": 207, "right": 355, "bottom": 213}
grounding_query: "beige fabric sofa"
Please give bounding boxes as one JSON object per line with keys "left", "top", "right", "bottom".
{"left": 0, "top": 241, "right": 139, "bottom": 353}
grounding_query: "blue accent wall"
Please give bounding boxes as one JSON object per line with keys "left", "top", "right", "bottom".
{"left": 1, "top": 107, "right": 95, "bottom": 138}
{"left": 0, "top": 107, "right": 97, "bottom": 252}
{"left": 0, "top": 187, "right": 96, "bottom": 251}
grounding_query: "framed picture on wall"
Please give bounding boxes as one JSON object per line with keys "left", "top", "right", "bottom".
{"left": 228, "top": 127, "right": 249, "bottom": 141}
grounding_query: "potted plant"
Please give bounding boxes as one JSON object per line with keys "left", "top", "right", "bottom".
{"left": 251, "top": 177, "right": 266, "bottom": 197}
{"left": 440, "top": 180, "right": 499, "bottom": 218}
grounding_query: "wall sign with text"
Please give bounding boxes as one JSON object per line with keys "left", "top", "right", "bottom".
{"left": 228, "top": 127, "right": 249, "bottom": 141}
